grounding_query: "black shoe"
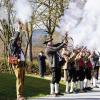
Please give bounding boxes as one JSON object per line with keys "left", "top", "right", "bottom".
{"left": 83, "top": 88, "right": 87, "bottom": 92}
{"left": 87, "top": 87, "right": 93, "bottom": 91}
{"left": 55, "top": 92, "right": 64, "bottom": 96}
{"left": 69, "top": 91, "right": 73, "bottom": 94}
{"left": 73, "top": 89, "right": 79, "bottom": 93}
{"left": 94, "top": 85, "right": 99, "bottom": 88}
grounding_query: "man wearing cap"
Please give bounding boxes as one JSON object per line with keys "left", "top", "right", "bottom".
{"left": 9, "top": 32, "right": 25, "bottom": 100}
{"left": 44, "top": 35, "right": 67, "bottom": 96}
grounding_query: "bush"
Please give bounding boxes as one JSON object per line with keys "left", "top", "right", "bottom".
{"left": 25, "top": 58, "right": 64, "bottom": 76}
{"left": 0, "top": 59, "right": 13, "bottom": 73}
{"left": 26, "top": 58, "right": 51, "bottom": 75}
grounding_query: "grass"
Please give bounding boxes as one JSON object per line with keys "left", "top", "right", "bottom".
{"left": 0, "top": 73, "right": 65, "bottom": 100}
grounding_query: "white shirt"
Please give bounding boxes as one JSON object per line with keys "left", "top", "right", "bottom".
{"left": 20, "top": 51, "right": 25, "bottom": 61}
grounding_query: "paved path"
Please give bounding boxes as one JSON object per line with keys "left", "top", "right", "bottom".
{"left": 27, "top": 80, "right": 100, "bottom": 100}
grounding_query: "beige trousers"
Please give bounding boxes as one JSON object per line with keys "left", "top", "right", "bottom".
{"left": 13, "top": 66, "right": 25, "bottom": 97}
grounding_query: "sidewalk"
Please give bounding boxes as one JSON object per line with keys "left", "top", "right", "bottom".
{"left": 26, "top": 77, "right": 100, "bottom": 100}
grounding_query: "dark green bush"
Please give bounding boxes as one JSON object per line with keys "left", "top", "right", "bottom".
{"left": 0, "top": 59, "right": 13, "bottom": 73}
{"left": 26, "top": 58, "right": 51, "bottom": 75}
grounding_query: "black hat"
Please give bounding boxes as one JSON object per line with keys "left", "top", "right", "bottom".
{"left": 43, "top": 36, "right": 53, "bottom": 44}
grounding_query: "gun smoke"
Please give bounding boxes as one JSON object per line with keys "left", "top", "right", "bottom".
{"left": 58, "top": 0, "right": 100, "bottom": 51}
{"left": 14, "top": 0, "right": 33, "bottom": 23}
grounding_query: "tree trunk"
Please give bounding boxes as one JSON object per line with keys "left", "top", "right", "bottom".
{"left": 26, "top": 22, "right": 33, "bottom": 62}
{"left": 25, "top": 22, "right": 33, "bottom": 73}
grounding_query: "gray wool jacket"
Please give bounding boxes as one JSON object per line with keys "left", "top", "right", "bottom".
{"left": 45, "top": 43, "right": 65, "bottom": 68}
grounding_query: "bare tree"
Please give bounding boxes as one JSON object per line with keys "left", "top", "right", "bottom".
{"left": 35, "top": 0, "right": 69, "bottom": 37}
{"left": 0, "top": 0, "right": 16, "bottom": 73}
{"left": 0, "top": 0, "right": 15, "bottom": 59}
{"left": 0, "top": 0, "right": 70, "bottom": 73}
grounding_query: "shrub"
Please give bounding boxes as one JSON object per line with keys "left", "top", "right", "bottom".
{"left": 0, "top": 59, "right": 13, "bottom": 73}
{"left": 26, "top": 58, "right": 51, "bottom": 75}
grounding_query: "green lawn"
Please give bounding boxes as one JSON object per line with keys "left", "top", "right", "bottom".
{"left": 0, "top": 73, "right": 65, "bottom": 100}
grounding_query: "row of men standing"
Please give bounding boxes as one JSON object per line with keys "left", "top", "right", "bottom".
{"left": 62, "top": 47, "right": 100, "bottom": 93}
{"left": 44, "top": 35, "right": 100, "bottom": 96}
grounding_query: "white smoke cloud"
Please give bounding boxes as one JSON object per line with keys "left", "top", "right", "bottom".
{"left": 14, "top": 0, "right": 33, "bottom": 23}
{"left": 0, "top": 7, "right": 7, "bottom": 20}
{"left": 57, "top": 0, "right": 100, "bottom": 51}
{"left": 57, "top": 0, "right": 85, "bottom": 34}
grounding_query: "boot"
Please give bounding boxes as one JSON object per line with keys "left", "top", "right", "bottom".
{"left": 84, "top": 78, "right": 87, "bottom": 89}
{"left": 65, "top": 81, "right": 70, "bottom": 93}
{"left": 50, "top": 83, "right": 55, "bottom": 95}
{"left": 55, "top": 83, "right": 59, "bottom": 94}
{"left": 87, "top": 80, "right": 92, "bottom": 90}
{"left": 74, "top": 81, "right": 79, "bottom": 93}
{"left": 70, "top": 81, "right": 74, "bottom": 93}
{"left": 55, "top": 83, "right": 63, "bottom": 96}
{"left": 93, "top": 77, "right": 96, "bottom": 87}
{"left": 80, "top": 81, "right": 85, "bottom": 92}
